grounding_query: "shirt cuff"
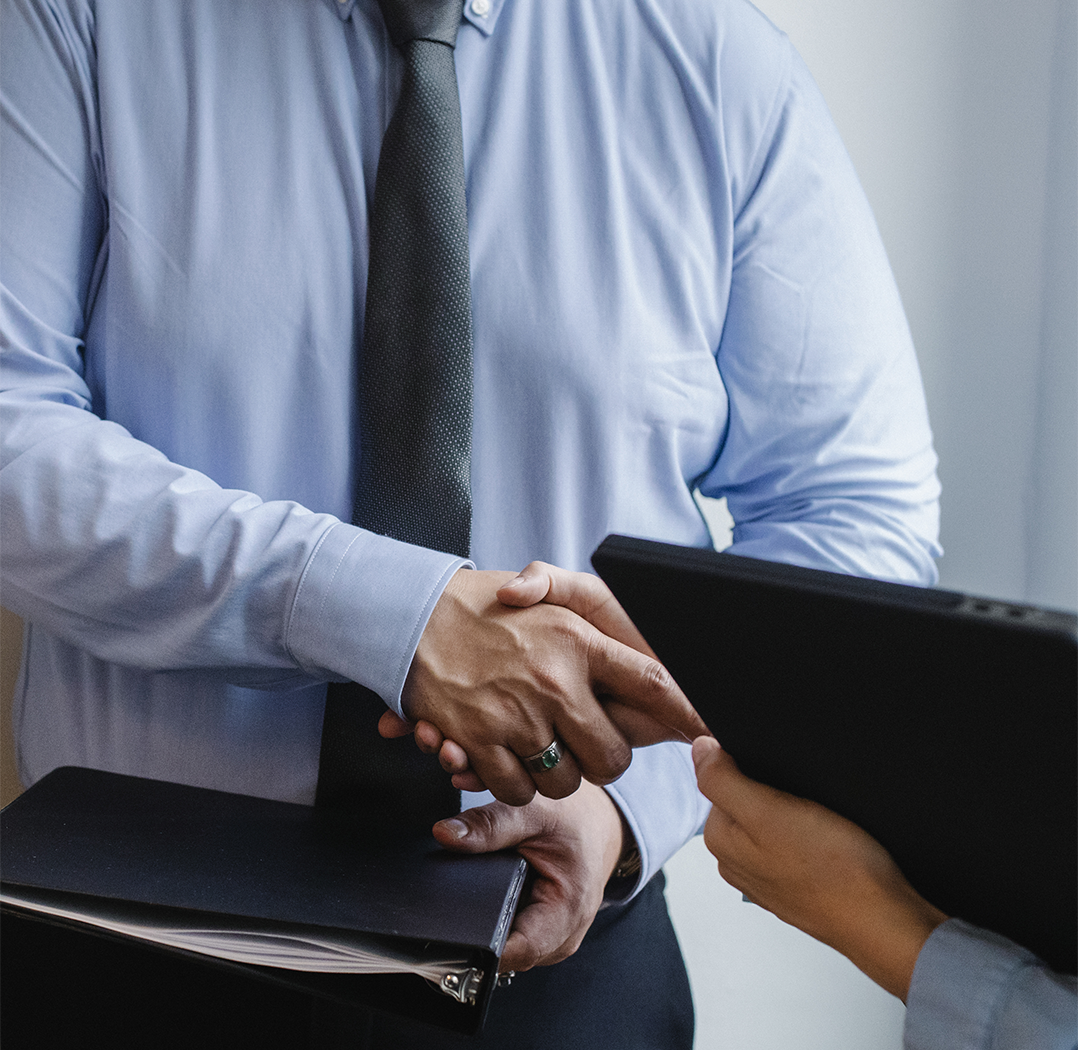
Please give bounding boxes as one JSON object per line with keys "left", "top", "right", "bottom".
{"left": 285, "top": 522, "right": 470, "bottom": 715}
{"left": 905, "top": 918, "right": 1078, "bottom": 1050}
{"left": 602, "top": 741, "right": 711, "bottom": 903}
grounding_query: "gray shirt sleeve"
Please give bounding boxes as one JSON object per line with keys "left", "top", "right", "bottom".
{"left": 905, "top": 918, "right": 1077, "bottom": 1050}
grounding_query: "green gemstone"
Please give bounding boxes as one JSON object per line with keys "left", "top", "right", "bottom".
{"left": 539, "top": 748, "right": 559, "bottom": 769}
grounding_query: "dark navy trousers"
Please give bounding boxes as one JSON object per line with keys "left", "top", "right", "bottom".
{"left": 314, "top": 873, "right": 695, "bottom": 1049}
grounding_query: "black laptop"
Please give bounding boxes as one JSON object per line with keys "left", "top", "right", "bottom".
{"left": 592, "top": 534, "right": 1077, "bottom": 974}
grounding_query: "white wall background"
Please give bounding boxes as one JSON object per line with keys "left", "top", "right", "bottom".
{"left": 666, "top": 0, "right": 1077, "bottom": 1046}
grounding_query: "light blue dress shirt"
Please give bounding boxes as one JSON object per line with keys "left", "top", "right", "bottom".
{"left": 1, "top": 0, "right": 940, "bottom": 890}
{"left": 906, "top": 920, "right": 1078, "bottom": 1050}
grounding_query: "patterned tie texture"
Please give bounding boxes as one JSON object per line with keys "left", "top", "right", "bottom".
{"left": 317, "top": 0, "right": 470, "bottom": 834}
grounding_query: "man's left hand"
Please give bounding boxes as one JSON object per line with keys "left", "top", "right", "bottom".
{"left": 432, "top": 779, "right": 625, "bottom": 971}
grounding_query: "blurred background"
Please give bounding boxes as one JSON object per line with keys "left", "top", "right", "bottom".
{"left": 2, "top": 0, "right": 1075, "bottom": 1044}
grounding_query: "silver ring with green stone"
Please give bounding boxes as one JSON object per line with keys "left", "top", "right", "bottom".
{"left": 524, "top": 738, "right": 564, "bottom": 775}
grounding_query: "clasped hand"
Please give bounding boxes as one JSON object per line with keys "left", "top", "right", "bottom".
{"left": 385, "top": 562, "right": 707, "bottom": 806}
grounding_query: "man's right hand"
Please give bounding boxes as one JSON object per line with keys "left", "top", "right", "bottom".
{"left": 397, "top": 566, "right": 707, "bottom": 806}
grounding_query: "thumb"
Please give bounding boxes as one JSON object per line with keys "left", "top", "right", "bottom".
{"left": 692, "top": 735, "right": 740, "bottom": 802}
{"left": 692, "top": 734, "right": 731, "bottom": 803}
{"left": 499, "top": 561, "right": 658, "bottom": 658}
{"left": 691, "top": 734, "right": 723, "bottom": 774}
{"left": 496, "top": 564, "right": 553, "bottom": 608}
{"left": 692, "top": 738, "right": 772, "bottom": 824}
{"left": 378, "top": 709, "right": 415, "bottom": 739}
{"left": 432, "top": 801, "right": 537, "bottom": 853}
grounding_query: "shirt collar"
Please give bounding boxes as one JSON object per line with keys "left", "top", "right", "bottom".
{"left": 327, "top": 0, "right": 357, "bottom": 20}
{"left": 326, "top": 0, "right": 507, "bottom": 38}
{"left": 460, "top": 0, "right": 506, "bottom": 38}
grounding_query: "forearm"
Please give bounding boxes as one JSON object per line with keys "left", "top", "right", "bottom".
{"left": 1, "top": 393, "right": 314, "bottom": 675}
{"left": 693, "top": 739, "right": 946, "bottom": 1003}
{"left": 1, "top": 362, "right": 467, "bottom": 705}
{"left": 814, "top": 866, "right": 946, "bottom": 1002}
{"left": 0, "top": 399, "right": 464, "bottom": 700}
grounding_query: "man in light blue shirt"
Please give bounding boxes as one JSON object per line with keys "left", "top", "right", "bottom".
{"left": 1, "top": 0, "right": 940, "bottom": 1045}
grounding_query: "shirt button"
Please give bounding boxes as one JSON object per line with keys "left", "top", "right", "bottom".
{"left": 471, "top": 0, "right": 490, "bottom": 16}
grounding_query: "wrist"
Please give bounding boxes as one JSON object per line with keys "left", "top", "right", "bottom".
{"left": 599, "top": 790, "right": 641, "bottom": 901}
{"left": 836, "top": 877, "right": 948, "bottom": 1003}
{"left": 572, "top": 780, "right": 624, "bottom": 879}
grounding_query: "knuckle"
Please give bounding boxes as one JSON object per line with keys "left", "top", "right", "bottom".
{"left": 641, "top": 658, "right": 675, "bottom": 697}
{"left": 468, "top": 804, "right": 500, "bottom": 838}
{"left": 538, "top": 771, "right": 581, "bottom": 801}
{"left": 500, "top": 781, "right": 536, "bottom": 807}
{"left": 580, "top": 625, "right": 606, "bottom": 659}
{"left": 612, "top": 741, "right": 632, "bottom": 774}
{"left": 703, "top": 815, "right": 734, "bottom": 859}
{"left": 560, "top": 710, "right": 631, "bottom": 783}
{"left": 561, "top": 936, "right": 584, "bottom": 961}
{"left": 589, "top": 740, "right": 631, "bottom": 784}
{"left": 516, "top": 946, "right": 543, "bottom": 973}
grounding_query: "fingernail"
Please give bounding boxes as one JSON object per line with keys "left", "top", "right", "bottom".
{"left": 438, "top": 818, "right": 469, "bottom": 841}
{"left": 502, "top": 575, "right": 526, "bottom": 588}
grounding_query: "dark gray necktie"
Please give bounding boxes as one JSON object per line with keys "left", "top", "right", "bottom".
{"left": 316, "top": 0, "right": 471, "bottom": 834}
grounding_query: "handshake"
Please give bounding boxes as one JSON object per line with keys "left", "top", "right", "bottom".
{"left": 378, "top": 560, "right": 709, "bottom": 806}
{"left": 377, "top": 560, "right": 955, "bottom": 1006}
{"left": 367, "top": 559, "right": 707, "bottom": 973}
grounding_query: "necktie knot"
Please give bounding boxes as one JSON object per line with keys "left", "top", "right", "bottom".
{"left": 376, "top": 0, "right": 465, "bottom": 48}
